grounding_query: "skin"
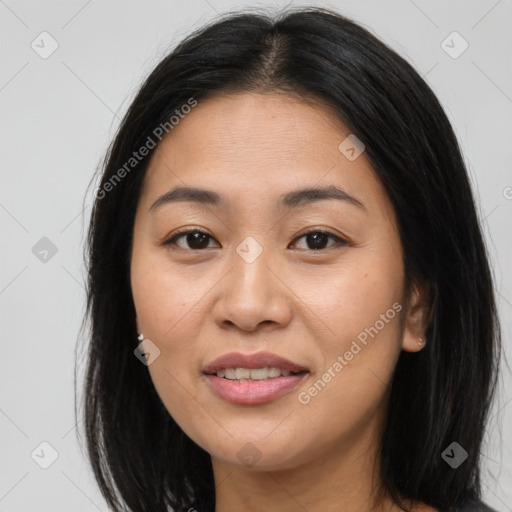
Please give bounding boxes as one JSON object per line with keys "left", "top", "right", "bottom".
{"left": 130, "top": 92, "right": 434, "bottom": 512}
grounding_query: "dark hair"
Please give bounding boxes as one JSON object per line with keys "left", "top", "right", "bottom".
{"left": 77, "top": 6, "right": 502, "bottom": 512}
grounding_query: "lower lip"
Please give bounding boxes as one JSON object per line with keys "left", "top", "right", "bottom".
{"left": 204, "top": 373, "right": 309, "bottom": 405}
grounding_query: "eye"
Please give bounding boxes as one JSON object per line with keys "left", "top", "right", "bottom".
{"left": 160, "top": 228, "right": 347, "bottom": 251}
{"left": 290, "top": 230, "right": 346, "bottom": 251}
{"left": 160, "top": 229, "right": 218, "bottom": 250}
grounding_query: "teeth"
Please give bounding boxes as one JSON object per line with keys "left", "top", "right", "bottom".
{"left": 215, "top": 367, "right": 298, "bottom": 380}
{"left": 250, "top": 368, "right": 271, "bottom": 380}
{"left": 268, "top": 367, "right": 281, "bottom": 378}
{"left": 224, "top": 368, "right": 236, "bottom": 379}
{"left": 235, "top": 368, "right": 251, "bottom": 379}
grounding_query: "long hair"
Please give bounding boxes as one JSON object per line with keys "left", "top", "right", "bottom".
{"left": 77, "top": 6, "right": 502, "bottom": 512}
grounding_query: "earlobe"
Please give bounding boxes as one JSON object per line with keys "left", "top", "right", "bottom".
{"left": 401, "top": 280, "right": 431, "bottom": 353}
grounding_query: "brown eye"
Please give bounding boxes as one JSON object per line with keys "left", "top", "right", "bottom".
{"left": 291, "top": 230, "right": 346, "bottom": 251}
{"left": 162, "top": 230, "right": 218, "bottom": 250}
{"left": 161, "top": 229, "right": 346, "bottom": 252}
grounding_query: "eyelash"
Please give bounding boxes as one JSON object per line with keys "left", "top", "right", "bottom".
{"left": 160, "top": 228, "right": 347, "bottom": 252}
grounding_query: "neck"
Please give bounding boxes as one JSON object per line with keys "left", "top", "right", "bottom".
{"left": 211, "top": 407, "right": 404, "bottom": 512}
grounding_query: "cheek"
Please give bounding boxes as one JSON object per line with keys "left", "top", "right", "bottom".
{"left": 131, "top": 255, "right": 208, "bottom": 437}
{"left": 130, "top": 251, "right": 212, "bottom": 431}
{"left": 303, "top": 245, "right": 404, "bottom": 350}
{"left": 295, "top": 275, "right": 404, "bottom": 445}
{"left": 295, "top": 241, "right": 404, "bottom": 418}
{"left": 131, "top": 243, "right": 205, "bottom": 346}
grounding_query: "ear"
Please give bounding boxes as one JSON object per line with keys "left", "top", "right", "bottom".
{"left": 401, "top": 279, "right": 431, "bottom": 353}
{"left": 135, "top": 316, "right": 140, "bottom": 334}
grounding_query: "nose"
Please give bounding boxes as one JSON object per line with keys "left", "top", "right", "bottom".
{"left": 211, "top": 244, "right": 292, "bottom": 332}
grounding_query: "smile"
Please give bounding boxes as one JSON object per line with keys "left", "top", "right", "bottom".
{"left": 215, "top": 367, "right": 307, "bottom": 381}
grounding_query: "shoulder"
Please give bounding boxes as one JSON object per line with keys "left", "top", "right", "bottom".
{"left": 439, "top": 496, "right": 499, "bottom": 512}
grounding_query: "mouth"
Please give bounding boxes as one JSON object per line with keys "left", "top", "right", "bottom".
{"left": 202, "top": 351, "right": 310, "bottom": 405}
{"left": 206, "top": 367, "right": 308, "bottom": 381}
{"left": 203, "top": 350, "right": 309, "bottom": 375}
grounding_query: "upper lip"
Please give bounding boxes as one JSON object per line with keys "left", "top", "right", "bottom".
{"left": 203, "top": 351, "right": 309, "bottom": 374}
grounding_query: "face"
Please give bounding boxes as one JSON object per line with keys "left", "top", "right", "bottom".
{"left": 130, "top": 92, "right": 427, "bottom": 473}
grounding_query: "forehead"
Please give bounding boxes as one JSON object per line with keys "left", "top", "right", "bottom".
{"left": 150, "top": 92, "right": 349, "bottom": 162}
{"left": 140, "top": 92, "right": 390, "bottom": 217}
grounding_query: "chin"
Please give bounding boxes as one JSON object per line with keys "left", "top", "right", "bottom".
{"left": 202, "top": 433, "right": 311, "bottom": 472}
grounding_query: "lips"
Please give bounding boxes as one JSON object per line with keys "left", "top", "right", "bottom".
{"left": 202, "top": 351, "right": 310, "bottom": 405}
{"left": 203, "top": 351, "right": 308, "bottom": 375}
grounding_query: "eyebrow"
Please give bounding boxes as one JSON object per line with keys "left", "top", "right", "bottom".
{"left": 149, "top": 185, "right": 366, "bottom": 212}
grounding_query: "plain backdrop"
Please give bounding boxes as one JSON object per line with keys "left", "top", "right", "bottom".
{"left": 0, "top": 0, "right": 511, "bottom": 511}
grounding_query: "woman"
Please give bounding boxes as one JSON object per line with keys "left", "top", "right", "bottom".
{"left": 79, "top": 6, "right": 502, "bottom": 512}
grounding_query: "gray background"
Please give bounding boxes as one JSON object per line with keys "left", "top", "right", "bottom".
{"left": 0, "top": 0, "right": 511, "bottom": 510}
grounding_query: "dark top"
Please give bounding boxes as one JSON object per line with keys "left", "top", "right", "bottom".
{"left": 180, "top": 495, "right": 500, "bottom": 512}
{"left": 438, "top": 496, "right": 499, "bottom": 512}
